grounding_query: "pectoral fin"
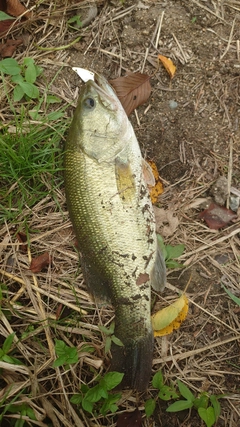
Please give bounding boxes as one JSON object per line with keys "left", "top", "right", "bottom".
{"left": 150, "top": 244, "right": 166, "bottom": 292}
{"left": 115, "top": 158, "right": 136, "bottom": 204}
{"left": 142, "top": 158, "right": 155, "bottom": 187}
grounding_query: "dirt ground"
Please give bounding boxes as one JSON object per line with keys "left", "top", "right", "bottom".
{"left": 1, "top": 1, "right": 240, "bottom": 426}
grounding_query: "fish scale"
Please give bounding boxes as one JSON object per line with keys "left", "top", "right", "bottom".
{"left": 64, "top": 73, "right": 166, "bottom": 391}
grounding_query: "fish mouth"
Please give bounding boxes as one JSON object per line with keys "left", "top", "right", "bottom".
{"left": 87, "top": 73, "right": 120, "bottom": 112}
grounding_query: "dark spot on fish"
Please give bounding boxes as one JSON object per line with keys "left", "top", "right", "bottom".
{"left": 112, "top": 251, "right": 130, "bottom": 258}
{"left": 148, "top": 238, "right": 154, "bottom": 244}
{"left": 117, "top": 297, "right": 132, "bottom": 305}
{"left": 142, "top": 203, "right": 150, "bottom": 214}
{"left": 132, "top": 294, "right": 142, "bottom": 300}
{"left": 140, "top": 185, "right": 147, "bottom": 196}
{"left": 132, "top": 254, "right": 137, "bottom": 261}
{"left": 143, "top": 251, "right": 154, "bottom": 268}
{"left": 139, "top": 283, "right": 149, "bottom": 291}
{"left": 132, "top": 267, "right": 138, "bottom": 277}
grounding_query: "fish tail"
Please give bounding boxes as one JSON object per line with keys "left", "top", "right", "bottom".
{"left": 110, "top": 329, "right": 154, "bottom": 391}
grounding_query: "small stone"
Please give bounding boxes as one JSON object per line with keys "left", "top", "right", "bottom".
{"left": 169, "top": 100, "right": 178, "bottom": 109}
{"left": 210, "top": 176, "right": 228, "bottom": 206}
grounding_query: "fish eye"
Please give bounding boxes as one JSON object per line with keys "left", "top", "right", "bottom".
{"left": 83, "top": 97, "right": 95, "bottom": 109}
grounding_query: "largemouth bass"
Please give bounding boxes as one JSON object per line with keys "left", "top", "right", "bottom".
{"left": 64, "top": 73, "right": 166, "bottom": 391}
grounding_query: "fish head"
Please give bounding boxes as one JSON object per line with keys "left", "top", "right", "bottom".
{"left": 69, "top": 73, "right": 133, "bottom": 163}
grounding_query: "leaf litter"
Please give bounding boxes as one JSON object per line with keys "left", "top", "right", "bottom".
{"left": 0, "top": 1, "right": 240, "bottom": 426}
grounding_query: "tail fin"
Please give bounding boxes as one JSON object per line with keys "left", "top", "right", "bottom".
{"left": 110, "top": 330, "right": 154, "bottom": 391}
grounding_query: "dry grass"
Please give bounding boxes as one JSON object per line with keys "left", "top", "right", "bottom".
{"left": 0, "top": 1, "right": 240, "bottom": 426}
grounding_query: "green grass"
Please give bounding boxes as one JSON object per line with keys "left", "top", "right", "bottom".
{"left": 0, "top": 116, "right": 67, "bottom": 225}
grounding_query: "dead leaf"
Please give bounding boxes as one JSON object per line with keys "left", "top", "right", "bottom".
{"left": 0, "top": 0, "right": 31, "bottom": 34}
{"left": 30, "top": 252, "right": 51, "bottom": 273}
{"left": 116, "top": 409, "right": 142, "bottom": 427}
{"left": 16, "top": 231, "right": 27, "bottom": 253}
{"left": 158, "top": 54, "right": 176, "bottom": 79}
{"left": 109, "top": 72, "right": 151, "bottom": 116}
{"left": 152, "top": 294, "right": 189, "bottom": 337}
{"left": 147, "top": 160, "right": 164, "bottom": 204}
{"left": 0, "top": 38, "right": 22, "bottom": 57}
{"left": 0, "top": 18, "right": 14, "bottom": 34}
{"left": 5, "top": 0, "right": 31, "bottom": 18}
{"left": 199, "top": 202, "right": 237, "bottom": 230}
{"left": 154, "top": 206, "right": 179, "bottom": 237}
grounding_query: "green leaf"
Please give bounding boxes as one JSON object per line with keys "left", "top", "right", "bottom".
{"left": 111, "top": 335, "right": 124, "bottom": 347}
{"left": 0, "top": 58, "right": 21, "bottom": 75}
{"left": 102, "top": 371, "right": 124, "bottom": 390}
{"left": 54, "top": 339, "right": 68, "bottom": 356}
{"left": 25, "top": 63, "right": 37, "bottom": 84}
{"left": 11, "top": 74, "right": 24, "bottom": 84}
{"left": 85, "top": 384, "right": 107, "bottom": 403}
{"left": 82, "top": 398, "right": 94, "bottom": 413}
{"left": 35, "top": 65, "right": 43, "bottom": 77}
{"left": 193, "top": 393, "right": 209, "bottom": 410}
{"left": 18, "top": 81, "right": 39, "bottom": 99}
{"left": 2, "top": 333, "right": 15, "bottom": 354}
{"left": 53, "top": 339, "right": 78, "bottom": 366}
{"left": 46, "top": 95, "right": 62, "bottom": 104}
{"left": 100, "top": 393, "right": 121, "bottom": 415}
{"left": 47, "top": 110, "right": 65, "bottom": 121}
{"left": 2, "top": 354, "right": 17, "bottom": 364}
{"left": 166, "top": 260, "right": 185, "bottom": 269}
{"left": 0, "top": 11, "right": 15, "bottom": 21}
{"left": 159, "top": 385, "right": 179, "bottom": 401}
{"left": 99, "top": 325, "right": 112, "bottom": 335}
{"left": 145, "top": 398, "right": 156, "bottom": 417}
{"left": 222, "top": 284, "right": 240, "bottom": 307}
{"left": 29, "top": 108, "right": 41, "bottom": 120}
{"left": 53, "top": 355, "right": 68, "bottom": 367}
{"left": 13, "top": 84, "right": 24, "bottom": 102}
{"left": 152, "top": 371, "right": 164, "bottom": 390}
{"left": 26, "top": 406, "right": 36, "bottom": 420}
{"left": 210, "top": 395, "right": 221, "bottom": 420}
{"left": 166, "top": 244, "right": 185, "bottom": 259}
{"left": 166, "top": 400, "right": 193, "bottom": 412}
{"left": 177, "top": 380, "right": 195, "bottom": 402}
{"left": 23, "top": 58, "right": 34, "bottom": 66}
{"left": 105, "top": 336, "right": 112, "bottom": 353}
{"left": 70, "top": 394, "right": 82, "bottom": 405}
{"left": 198, "top": 406, "right": 216, "bottom": 427}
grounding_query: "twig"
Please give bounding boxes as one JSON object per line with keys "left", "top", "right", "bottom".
{"left": 226, "top": 137, "right": 233, "bottom": 209}
{"left": 220, "top": 17, "right": 236, "bottom": 60}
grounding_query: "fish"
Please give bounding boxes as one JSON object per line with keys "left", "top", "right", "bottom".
{"left": 64, "top": 72, "right": 166, "bottom": 391}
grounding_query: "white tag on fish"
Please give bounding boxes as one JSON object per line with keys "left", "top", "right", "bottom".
{"left": 72, "top": 67, "right": 95, "bottom": 82}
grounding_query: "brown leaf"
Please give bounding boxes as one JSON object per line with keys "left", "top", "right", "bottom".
{"left": 109, "top": 72, "right": 151, "bottom": 116}
{"left": 30, "top": 252, "right": 51, "bottom": 273}
{"left": 0, "top": 38, "right": 22, "bottom": 57}
{"left": 0, "top": 0, "right": 31, "bottom": 35}
{"left": 199, "top": 202, "right": 237, "bottom": 229}
{"left": 6, "top": 0, "right": 31, "bottom": 18}
{"left": 0, "top": 19, "right": 15, "bottom": 34}
{"left": 116, "top": 409, "right": 142, "bottom": 427}
{"left": 16, "top": 231, "right": 28, "bottom": 253}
